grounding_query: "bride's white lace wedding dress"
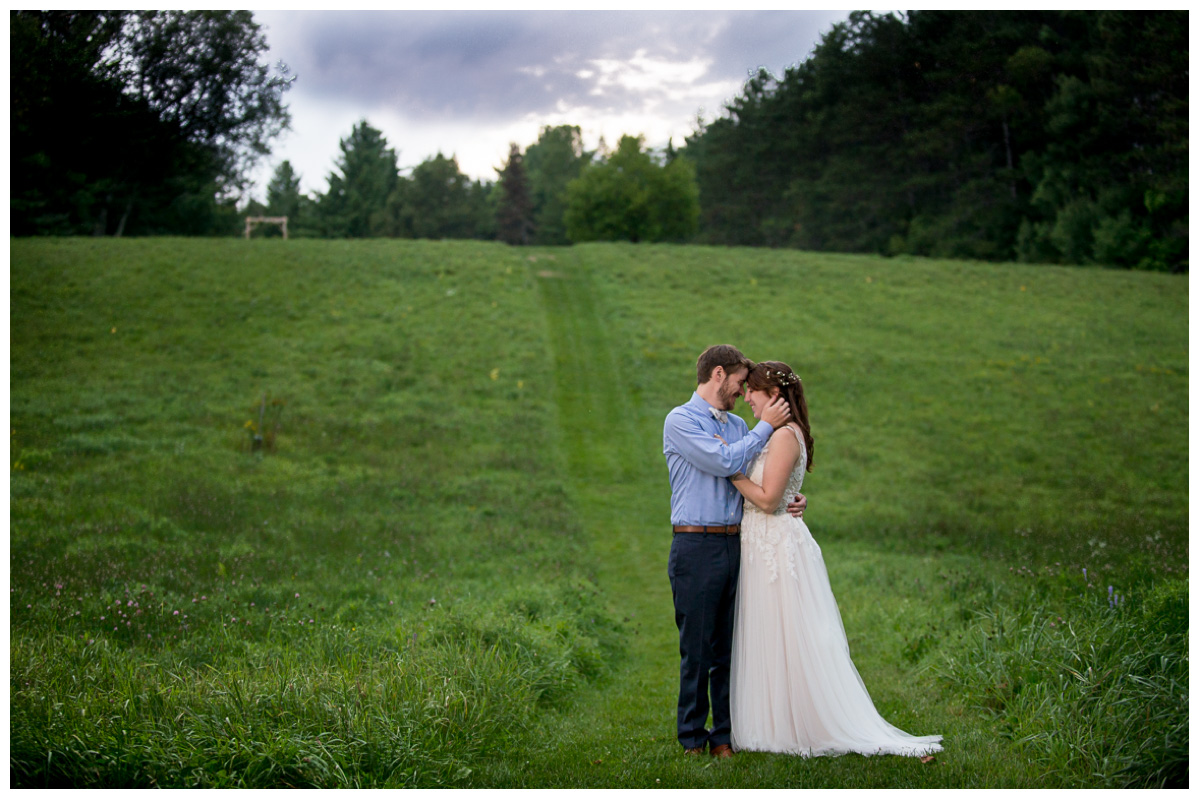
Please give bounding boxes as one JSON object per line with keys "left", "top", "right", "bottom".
{"left": 730, "top": 426, "right": 943, "bottom": 757}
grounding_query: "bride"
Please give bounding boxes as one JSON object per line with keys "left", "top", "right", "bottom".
{"left": 724, "top": 361, "right": 942, "bottom": 758}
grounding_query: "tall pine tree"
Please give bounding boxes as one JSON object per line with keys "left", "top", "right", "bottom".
{"left": 496, "top": 143, "right": 534, "bottom": 245}
{"left": 314, "top": 120, "right": 398, "bottom": 238}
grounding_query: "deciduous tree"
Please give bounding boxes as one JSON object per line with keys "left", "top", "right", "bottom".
{"left": 564, "top": 135, "right": 699, "bottom": 243}
{"left": 404, "top": 153, "right": 492, "bottom": 240}
{"left": 11, "top": 10, "right": 292, "bottom": 236}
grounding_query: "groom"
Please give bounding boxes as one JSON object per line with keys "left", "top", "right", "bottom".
{"left": 663, "top": 344, "right": 806, "bottom": 758}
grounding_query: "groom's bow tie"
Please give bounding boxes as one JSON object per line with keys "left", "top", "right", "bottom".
{"left": 710, "top": 407, "right": 728, "bottom": 425}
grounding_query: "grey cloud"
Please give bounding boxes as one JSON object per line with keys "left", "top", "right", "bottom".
{"left": 706, "top": 11, "right": 850, "bottom": 78}
{"left": 258, "top": 10, "right": 849, "bottom": 122}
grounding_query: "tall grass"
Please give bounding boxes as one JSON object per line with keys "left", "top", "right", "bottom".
{"left": 937, "top": 571, "right": 1187, "bottom": 787}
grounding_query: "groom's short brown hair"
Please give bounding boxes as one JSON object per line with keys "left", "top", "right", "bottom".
{"left": 696, "top": 344, "right": 753, "bottom": 384}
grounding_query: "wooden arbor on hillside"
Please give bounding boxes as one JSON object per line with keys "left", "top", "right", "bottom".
{"left": 245, "top": 216, "right": 288, "bottom": 239}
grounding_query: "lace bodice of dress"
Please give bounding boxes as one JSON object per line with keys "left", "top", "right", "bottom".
{"left": 747, "top": 425, "right": 807, "bottom": 515}
{"left": 741, "top": 425, "right": 809, "bottom": 584}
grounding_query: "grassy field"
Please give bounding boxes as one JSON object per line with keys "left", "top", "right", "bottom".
{"left": 9, "top": 238, "right": 1188, "bottom": 788}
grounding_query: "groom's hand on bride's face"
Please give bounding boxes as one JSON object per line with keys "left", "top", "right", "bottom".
{"left": 762, "top": 396, "right": 791, "bottom": 429}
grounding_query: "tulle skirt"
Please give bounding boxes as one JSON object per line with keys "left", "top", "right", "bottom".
{"left": 730, "top": 513, "right": 942, "bottom": 757}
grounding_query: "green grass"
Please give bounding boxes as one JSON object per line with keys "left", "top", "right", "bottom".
{"left": 10, "top": 238, "right": 1187, "bottom": 787}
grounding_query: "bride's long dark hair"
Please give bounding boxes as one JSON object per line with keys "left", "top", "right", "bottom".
{"left": 747, "top": 360, "right": 814, "bottom": 472}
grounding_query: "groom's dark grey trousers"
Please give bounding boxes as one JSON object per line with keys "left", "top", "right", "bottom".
{"left": 668, "top": 531, "right": 741, "bottom": 751}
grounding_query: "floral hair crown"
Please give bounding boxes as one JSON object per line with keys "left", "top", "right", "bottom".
{"left": 772, "top": 369, "right": 801, "bottom": 387}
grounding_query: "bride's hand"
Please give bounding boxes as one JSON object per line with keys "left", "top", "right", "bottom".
{"left": 713, "top": 434, "right": 729, "bottom": 446}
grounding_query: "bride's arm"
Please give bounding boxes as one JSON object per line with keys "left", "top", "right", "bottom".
{"left": 729, "top": 428, "right": 801, "bottom": 512}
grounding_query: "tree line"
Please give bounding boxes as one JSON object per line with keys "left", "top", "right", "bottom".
{"left": 12, "top": 10, "right": 1186, "bottom": 271}
{"left": 684, "top": 10, "right": 1187, "bottom": 271}
{"left": 246, "top": 122, "right": 698, "bottom": 245}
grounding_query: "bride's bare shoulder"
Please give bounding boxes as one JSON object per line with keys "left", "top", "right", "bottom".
{"left": 769, "top": 425, "right": 802, "bottom": 449}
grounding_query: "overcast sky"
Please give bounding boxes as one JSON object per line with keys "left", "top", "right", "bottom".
{"left": 247, "top": 9, "right": 853, "bottom": 201}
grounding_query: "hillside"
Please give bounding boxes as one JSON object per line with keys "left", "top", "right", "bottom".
{"left": 10, "top": 239, "right": 1187, "bottom": 787}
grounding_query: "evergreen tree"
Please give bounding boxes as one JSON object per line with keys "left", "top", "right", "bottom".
{"left": 1015, "top": 11, "right": 1187, "bottom": 270}
{"left": 496, "top": 143, "right": 534, "bottom": 245}
{"left": 265, "top": 161, "right": 302, "bottom": 220}
{"left": 315, "top": 120, "right": 399, "bottom": 238}
{"left": 260, "top": 160, "right": 311, "bottom": 237}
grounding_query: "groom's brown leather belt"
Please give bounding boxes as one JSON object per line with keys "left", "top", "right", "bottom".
{"left": 672, "top": 524, "right": 741, "bottom": 534}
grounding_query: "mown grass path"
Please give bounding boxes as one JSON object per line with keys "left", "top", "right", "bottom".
{"left": 470, "top": 252, "right": 1036, "bottom": 789}
{"left": 469, "top": 250, "right": 685, "bottom": 786}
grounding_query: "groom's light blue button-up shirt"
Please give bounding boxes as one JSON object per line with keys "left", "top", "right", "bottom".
{"left": 664, "top": 392, "right": 775, "bottom": 526}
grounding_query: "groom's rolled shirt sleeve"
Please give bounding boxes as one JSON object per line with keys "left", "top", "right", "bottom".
{"left": 665, "top": 410, "right": 774, "bottom": 477}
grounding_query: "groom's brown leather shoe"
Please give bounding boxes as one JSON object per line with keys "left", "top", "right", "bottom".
{"left": 683, "top": 746, "right": 706, "bottom": 756}
{"left": 711, "top": 744, "right": 735, "bottom": 759}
